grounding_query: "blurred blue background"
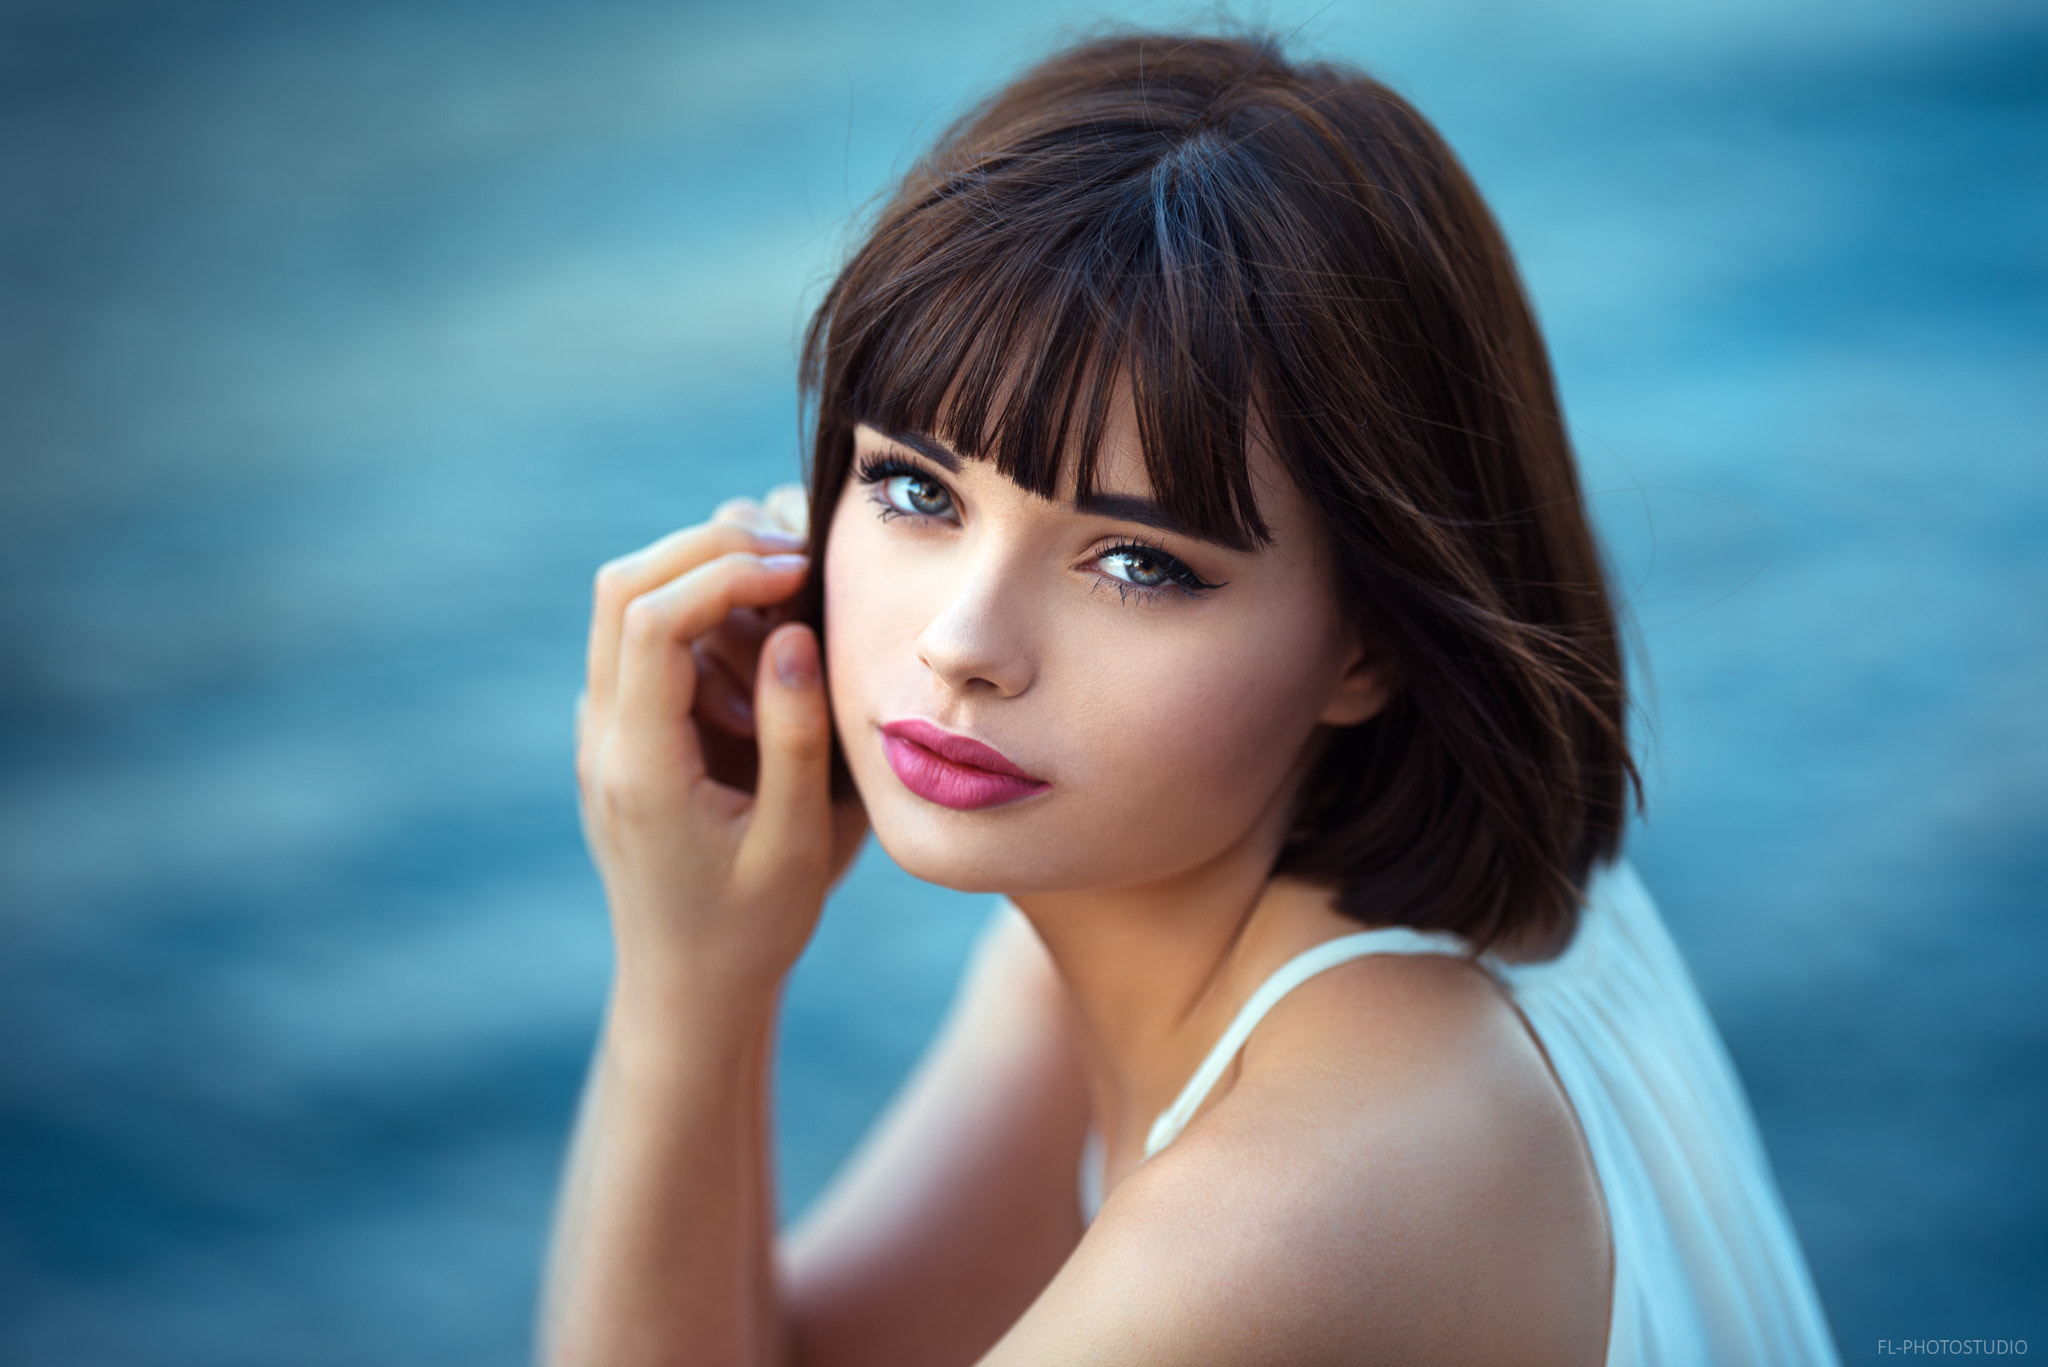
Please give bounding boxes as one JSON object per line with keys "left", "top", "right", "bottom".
{"left": 1, "top": 0, "right": 2042, "bottom": 1360}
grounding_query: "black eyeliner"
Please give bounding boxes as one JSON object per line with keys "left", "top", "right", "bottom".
{"left": 1098, "top": 537, "right": 1226, "bottom": 595}
{"left": 859, "top": 453, "right": 1224, "bottom": 601}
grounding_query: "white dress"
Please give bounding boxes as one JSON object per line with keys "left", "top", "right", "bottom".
{"left": 1082, "top": 861, "right": 1842, "bottom": 1367}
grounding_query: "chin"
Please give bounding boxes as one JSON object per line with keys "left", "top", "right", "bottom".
{"left": 861, "top": 797, "right": 1070, "bottom": 895}
{"left": 860, "top": 786, "right": 1222, "bottom": 899}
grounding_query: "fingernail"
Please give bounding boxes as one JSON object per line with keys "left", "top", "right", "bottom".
{"left": 774, "top": 630, "right": 818, "bottom": 688}
{"left": 753, "top": 528, "right": 806, "bottom": 550}
{"left": 759, "top": 552, "right": 809, "bottom": 572}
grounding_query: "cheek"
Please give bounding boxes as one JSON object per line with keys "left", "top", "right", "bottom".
{"left": 1054, "top": 594, "right": 1344, "bottom": 829}
{"left": 821, "top": 499, "right": 920, "bottom": 727}
{"left": 819, "top": 485, "right": 1344, "bottom": 890}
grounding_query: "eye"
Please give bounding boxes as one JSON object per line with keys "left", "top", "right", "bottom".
{"left": 1095, "top": 541, "right": 1223, "bottom": 598}
{"left": 856, "top": 456, "right": 956, "bottom": 522}
{"left": 884, "top": 472, "right": 952, "bottom": 518}
{"left": 1100, "top": 546, "right": 1176, "bottom": 588}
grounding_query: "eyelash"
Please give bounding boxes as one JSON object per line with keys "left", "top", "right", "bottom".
{"left": 855, "top": 456, "right": 947, "bottom": 525}
{"left": 852, "top": 454, "right": 1222, "bottom": 602}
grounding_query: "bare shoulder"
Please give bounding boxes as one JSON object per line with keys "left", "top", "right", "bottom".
{"left": 984, "top": 953, "right": 1611, "bottom": 1367}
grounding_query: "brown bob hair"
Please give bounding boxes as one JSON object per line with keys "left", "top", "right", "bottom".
{"left": 796, "top": 30, "right": 1639, "bottom": 955}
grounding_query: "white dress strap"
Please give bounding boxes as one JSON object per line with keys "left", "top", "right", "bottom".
{"left": 1143, "top": 926, "right": 1474, "bottom": 1158}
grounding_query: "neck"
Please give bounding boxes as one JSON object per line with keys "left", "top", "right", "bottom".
{"left": 1009, "top": 800, "right": 1353, "bottom": 1165}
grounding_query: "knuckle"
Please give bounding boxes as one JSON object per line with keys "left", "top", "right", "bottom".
{"left": 767, "top": 707, "right": 830, "bottom": 765}
{"left": 691, "top": 551, "right": 756, "bottom": 595}
{"left": 619, "top": 592, "right": 670, "bottom": 642}
{"left": 695, "top": 523, "right": 749, "bottom": 556}
{"left": 596, "top": 772, "right": 641, "bottom": 821}
{"left": 782, "top": 711, "right": 830, "bottom": 759}
{"left": 595, "top": 754, "right": 663, "bottom": 819}
{"left": 593, "top": 558, "right": 635, "bottom": 607}
{"left": 774, "top": 737, "right": 826, "bottom": 774}
{"left": 765, "top": 483, "right": 807, "bottom": 524}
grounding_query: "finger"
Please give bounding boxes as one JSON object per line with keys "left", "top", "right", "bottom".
{"left": 588, "top": 522, "right": 803, "bottom": 732}
{"left": 763, "top": 483, "right": 809, "bottom": 539}
{"left": 611, "top": 552, "right": 811, "bottom": 774}
{"left": 712, "top": 496, "right": 766, "bottom": 530}
{"left": 739, "top": 622, "right": 832, "bottom": 889}
{"left": 591, "top": 523, "right": 757, "bottom": 728}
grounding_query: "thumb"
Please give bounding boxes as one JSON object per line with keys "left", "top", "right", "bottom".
{"left": 740, "top": 622, "right": 833, "bottom": 887}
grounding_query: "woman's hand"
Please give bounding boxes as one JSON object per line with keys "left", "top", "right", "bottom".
{"left": 687, "top": 486, "right": 813, "bottom": 792}
{"left": 702, "top": 485, "right": 870, "bottom": 889}
{"left": 576, "top": 484, "right": 863, "bottom": 1017}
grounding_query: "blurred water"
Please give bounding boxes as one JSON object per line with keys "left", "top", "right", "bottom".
{"left": 1, "top": 0, "right": 2042, "bottom": 1361}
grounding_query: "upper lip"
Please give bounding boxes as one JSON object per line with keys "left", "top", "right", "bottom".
{"left": 879, "top": 719, "right": 1044, "bottom": 782}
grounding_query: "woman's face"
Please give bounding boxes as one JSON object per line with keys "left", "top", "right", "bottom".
{"left": 822, "top": 401, "right": 1388, "bottom": 897}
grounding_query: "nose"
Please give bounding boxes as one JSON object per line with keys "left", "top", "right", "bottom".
{"left": 914, "top": 550, "right": 1037, "bottom": 699}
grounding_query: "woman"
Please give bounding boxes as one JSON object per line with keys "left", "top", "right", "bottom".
{"left": 543, "top": 31, "right": 1841, "bottom": 1366}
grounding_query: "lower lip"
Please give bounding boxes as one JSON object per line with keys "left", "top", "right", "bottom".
{"left": 881, "top": 734, "right": 1051, "bottom": 811}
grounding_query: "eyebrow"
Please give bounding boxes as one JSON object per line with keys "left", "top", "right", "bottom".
{"left": 876, "top": 427, "right": 1219, "bottom": 546}
{"left": 884, "top": 428, "right": 964, "bottom": 473}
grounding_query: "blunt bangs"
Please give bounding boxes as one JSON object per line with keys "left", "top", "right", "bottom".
{"left": 797, "top": 31, "right": 1640, "bottom": 955}
{"left": 820, "top": 125, "right": 1290, "bottom": 553}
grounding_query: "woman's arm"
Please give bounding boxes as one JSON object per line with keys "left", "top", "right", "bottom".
{"left": 782, "top": 905, "right": 1092, "bottom": 1367}
{"left": 548, "top": 872, "right": 1093, "bottom": 1367}
{"left": 544, "top": 975, "right": 783, "bottom": 1366}
{"left": 539, "top": 517, "right": 845, "bottom": 1367}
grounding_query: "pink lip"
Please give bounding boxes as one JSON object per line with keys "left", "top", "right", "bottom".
{"left": 879, "top": 719, "right": 1050, "bottom": 811}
